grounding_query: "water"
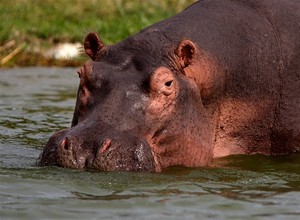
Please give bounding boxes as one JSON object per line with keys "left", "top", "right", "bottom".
{"left": 1, "top": 68, "right": 300, "bottom": 220}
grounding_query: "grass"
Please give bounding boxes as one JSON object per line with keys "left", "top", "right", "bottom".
{"left": 0, "top": 0, "right": 196, "bottom": 67}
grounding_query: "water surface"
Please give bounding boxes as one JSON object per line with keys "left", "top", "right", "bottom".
{"left": 1, "top": 68, "right": 300, "bottom": 220}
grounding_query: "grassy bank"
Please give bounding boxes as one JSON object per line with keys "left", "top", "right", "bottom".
{"left": 0, "top": 0, "right": 196, "bottom": 67}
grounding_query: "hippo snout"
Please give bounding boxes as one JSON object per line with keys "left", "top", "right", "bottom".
{"left": 38, "top": 129, "right": 156, "bottom": 172}
{"left": 56, "top": 136, "right": 89, "bottom": 169}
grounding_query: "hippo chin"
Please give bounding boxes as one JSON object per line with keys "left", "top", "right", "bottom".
{"left": 39, "top": 0, "right": 300, "bottom": 172}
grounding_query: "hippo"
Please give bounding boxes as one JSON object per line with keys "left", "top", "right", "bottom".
{"left": 38, "top": 0, "right": 300, "bottom": 172}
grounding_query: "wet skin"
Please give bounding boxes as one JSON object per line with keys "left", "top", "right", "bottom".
{"left": 39, "top": 0, "right": 300, "bottom": 172}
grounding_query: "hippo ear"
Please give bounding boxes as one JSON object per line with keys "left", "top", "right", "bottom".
{"left": 84, "top": 32, "right": 105, "bottom": 61}
{"left": 175, "top": 40, "right": 197, "bottom": 69}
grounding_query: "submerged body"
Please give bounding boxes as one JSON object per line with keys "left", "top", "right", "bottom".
{"left": 39, "top": 0, "right": 300, "bottom": 172}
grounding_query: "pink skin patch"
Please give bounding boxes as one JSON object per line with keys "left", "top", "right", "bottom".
{"left": 99, "top": 138, "right": 112, "bottom": 154}
{"left": 60, "top": 139, "right": 68, "bottom": 151}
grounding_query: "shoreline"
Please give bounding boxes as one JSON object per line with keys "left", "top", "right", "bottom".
{"left": 1, "top": 42, "right": 86, "bottom": 68}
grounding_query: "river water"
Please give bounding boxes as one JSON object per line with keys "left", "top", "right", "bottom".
{"left": 1, "top": 68, "right": 300, "bottom": 220}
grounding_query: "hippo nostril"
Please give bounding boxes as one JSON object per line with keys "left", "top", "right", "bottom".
{"left": 60, "top": 138, "right": 70, "bottom": 151}
{"left": 99, "top": 138, "right": 112, "bottom": 154}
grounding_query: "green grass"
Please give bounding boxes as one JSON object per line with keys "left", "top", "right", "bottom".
{"left": 0, "top": 0, "right": 196, "bottom": 67}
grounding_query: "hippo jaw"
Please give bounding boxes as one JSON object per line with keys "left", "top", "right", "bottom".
{"left": 38, "top": 127, "right": 156, "bottom": 172}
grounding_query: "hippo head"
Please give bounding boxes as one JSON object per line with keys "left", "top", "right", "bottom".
{"left": 39, "top": 32, "right": 218, "bottom": 172}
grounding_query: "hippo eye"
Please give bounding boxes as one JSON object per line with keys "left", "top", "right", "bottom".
{"left": 165, "top": 80, "right": 173, "bottom": 87}
{"left": 150, "top": 67, "right": 175, "bottom": 96}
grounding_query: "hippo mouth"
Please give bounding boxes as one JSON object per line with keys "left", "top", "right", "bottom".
{"left": 38, "top": 128, "right": 156, "bottom": 172}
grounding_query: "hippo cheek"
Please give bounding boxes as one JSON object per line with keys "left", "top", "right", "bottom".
{"left": 89, "top": 140, "right": 156, "bottom": 172}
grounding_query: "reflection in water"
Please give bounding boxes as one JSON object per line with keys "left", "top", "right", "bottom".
{"left": 0, "top": 68, "right": 77, "bottom": 149}
{"left": 73, "top": 191, "right": 150, "bottom": 201}
{"left": 1, "top": 68, "right": 300, "bottom": 219}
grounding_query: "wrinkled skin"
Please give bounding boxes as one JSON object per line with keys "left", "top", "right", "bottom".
{"left": 39, "top": 0, "right": 300, "bottom": 172}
